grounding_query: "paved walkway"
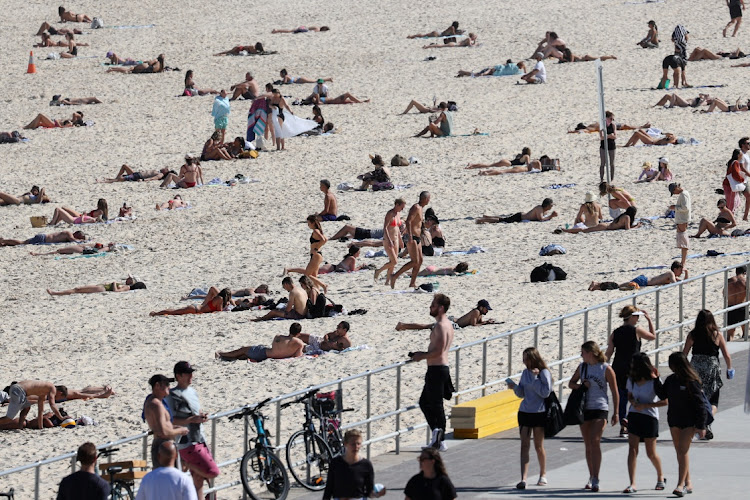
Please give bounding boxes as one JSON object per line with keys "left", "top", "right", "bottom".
{"left": 290, "top": 344, "right": 749, "bottom": 499}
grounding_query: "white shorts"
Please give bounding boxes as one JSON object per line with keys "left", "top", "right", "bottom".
{"left": 676, "top": 230, "right": 689, "bottom": 249}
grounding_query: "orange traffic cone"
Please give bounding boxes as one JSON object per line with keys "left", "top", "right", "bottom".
{"left": 27, "top": 51, "right": 36, "bottom": 74}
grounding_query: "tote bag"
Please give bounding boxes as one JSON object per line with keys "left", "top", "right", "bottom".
{"left": 544, "top": 390, "right": 566, "bottom": 437}
{"left": 563, "top": 363, "right": 588, "bottom": 426}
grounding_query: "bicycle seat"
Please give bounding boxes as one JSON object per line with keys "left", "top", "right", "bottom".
{"left": 105, "top": 466, "right": 123, "bottom": 474}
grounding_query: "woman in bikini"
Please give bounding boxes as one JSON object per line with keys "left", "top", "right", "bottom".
{"left": 213, "top": 43, "right": 264, "bottom": 56}
{"left": 201, "top": 131, "right": 233, "bottom": 160}
{"left": 0, "top": 186, "right": 49, "bottom": 206}
{"left": 407, "top": 22, "right": 463, "bottom": 38}
{"left": 59, "top": 32, "right": 78, "bottom": 58}
{"left": 150, "top": 288, "right": 231, "bottom": 316}
{"left": 559, "top": 48, "right": 617, "bottom": 62}
{"left": 30, "top": 242, "right": 115, "bottom": 256}
{"left": 183, "top": 70, "right": 218, "bottom": 96}
{"left": 691, "top": 199, "right": 737, "bottom": 237}
{"left": 36, "top": 31, "right": 88, "bottom": 47}
{"left": 703, "top": 97, "right": 750, "bottom": 112}
{"left": 286, "top": 246, "right": 364, "bottom": 276}
{"left": 159, "top": 157, "right": 204, "bottom": 188}
{"left": 58, "top": 6, "right": 92, "bottom": 23}
{"left": 423, "top": 33, "right": 477, "bottom": 49}
{"left": 567, "top": 192, "right": 603, "bottom": 230}
{"left": 106, "top": 54, "right": 165, "bottom": 73}
{"left": 279, "top": 69, "right": 332, "bottom": 84}
{"left": 416, "top": 262, "right": 469, "bottom": 276}
{"left": 562, "top": 207, "right": 641, "bottom": 234}
{"left": 599, "top": 182, "right": 635, "bottom": 210}
{"left": 24, "top": 111, "right": 84, "bottom": 129}
{"left": 474, "top": 158, "right": 559, "bottom": 176}
{"left": 272, "top": 26, "right": 330, "bottom": 33}
{"left": 48, "top": 276, "right": 146, "bottom": 296}
{"left": 374, "top": 198, "right": 407, "bottom": 286}
{"left": 653, "top": 93, "right": 713, "bottom": 108}
{"left": 156, "top": 195, "right": 189, "bottom": 210}
{"left": 48, "top": 199, "right": 108, "bottom": 225}
{"left": 623, "top": 131, "right": 678, "bottom": 147}
{"left": 283, "top": 215, "right": 329, "bottom": 292}
{"left": 466, "top": 148, "right": 531, "bottom": 169}
{"left": 638, "top": 21, "right": 659, "bottom": 48}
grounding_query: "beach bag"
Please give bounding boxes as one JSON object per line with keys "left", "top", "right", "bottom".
{"left": 91, "top": 17, "right": 103, "bottom": 29}
{"left": 563, "top": 364, "right": 587, "bottom": 426}
{"left": 530, "top": 263, "right": 567, "bottom": 282}
{"left": 544, "top": 390, "right": 566, "bottom": 437}
{"left": 726, "top": 173, "right": 746, "bottom": 193}
{"left": 391, "top": 154, "right": 409, "bottom": 166}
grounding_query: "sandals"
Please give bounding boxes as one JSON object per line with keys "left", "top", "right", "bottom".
{"left": 622, "top": 486, "right": 637, "bottom": 494}
{"left": 673, "top": 487, "right": 685, "bottom": 497}
{"left": 516, "top": 481, "right": 526, "bottom": 490}
{"left": 655, "top": 478, "right": 667, "bottom": 490}
{"left": 537, "top": 477, "right": 547, "bottom": 486}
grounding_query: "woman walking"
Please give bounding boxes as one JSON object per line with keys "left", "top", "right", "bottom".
{"left": 683, "top": 309, "right": 733, "bottom": 439}
{"left": 622, "top": 353, "right": 667, "bottom": 493}
{"left": 323, "top": 429, "right": 385, "bottom": 500}
{"left": 507, "top": 347, "right": 552, "bottom": 489}
{"left": 606, "top": 306, "right": 655, "bottom": 436}
{"left": 374, "top": 198, "right": 406, "bottom": 286}
{"left": 404, "top": 448, "right": 456, "bottom": 500}
{"left": 568, "top": 341, "right": 619, "bottom": 492}
{"left": 655, "top": 352, "right": 708, "bottom": 497}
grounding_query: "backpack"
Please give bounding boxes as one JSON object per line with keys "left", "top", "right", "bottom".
{"left": 391, "top": 154, "right": 409, "bottom": 166}
{"left": 91, "top": 17, "right": 104, "bottom": 29}
{"left": 530, "top": 263, "right": 567, "bottom": 282}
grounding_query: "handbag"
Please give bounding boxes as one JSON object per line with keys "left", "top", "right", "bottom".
{"left": 727, "top": 162, "right": 746, "bottom": 192}
{"left": 563, "top": 363, "right": 588, "bottom": 426}
{"left": 544, "top": 390, "right": 566, "bottom": 437}
{"left": 699, "top": 388, "right": 715, "bottom": 426}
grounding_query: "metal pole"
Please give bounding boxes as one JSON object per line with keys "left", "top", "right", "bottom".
{"left": 702, "top": 276, "right": 707, "bottom": 310}
{"left": 507, "top": 335, "right": 513, "bottom": 377}
{"left": 70, "top": 455, "right": 75, "bottom": 473}
{"left": 211, "top": 419, "right": 217, "bottom": 460}
{"left": 276, "top": 401, "right": 281, "bottom": 448}
{"left": 583, "top": 311, "right": 589, "bottom": 342}
{"left": 395, "top": 365, "right": 402, "bottom": 454}
{"left": 366, "top": 374, "right": 372, "bottom": 460}
{"left": 481, "top": 341, "right": 488, "bottom": 397}
{"left": 596, "top": 61, "right": 612, "bottom": 187}
{"left": 142, "top": 435, "right": 148, "bottom": 462}
{"left": 35, "top": 465, "right": 40, "bottom": 500}
{"left": 454, "top": 349, "right": 460, "bottom": 402}
{"left": 607, "top": 303, "right": 613, "bottom": 337}
{"left": 655, "top": 289, "right": 661, "bottom": 366}
{"left": 534, "top": 325, "right": 539, "bottom": 348}
{"left": 679, "top": 281, "right": 684, "bottom": 342}
{"left": 558, "top": 319, "right": 564, "bottom": 395}
{"left": 724, "top": 270, "right": 730, "bottom": 338}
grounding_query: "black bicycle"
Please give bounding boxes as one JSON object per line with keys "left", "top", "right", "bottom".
{"left": 312, "top": 391, "right": 353, "bottom": 458}
{"left": 98, "top": 448, "right": 134, "bottom": 500}
{"left": 0, "top": 488, "right": 14, "bottom": 500}
{"left": 229, "top": 398, "right": 290, "bottom": 500}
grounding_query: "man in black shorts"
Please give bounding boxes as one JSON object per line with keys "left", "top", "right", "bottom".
{"left": 724, "top": 0, "right": 745, "bottom": 38}
{"left": 475, "top": 198, "right": 558, "bottom": 224}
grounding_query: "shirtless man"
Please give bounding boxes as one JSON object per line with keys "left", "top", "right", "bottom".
{"left": 216, "top": 323, "right": 305, "bottom": 362}
{"left": 143, "top": 374, "right": 188, "bottom": 468}
{"left": 316, "top": 179, "right": 339, "bottom": 221}
{"left": 30, "top": 242, "right": 115, "bottom": 256}
{"left": 1, "top": 380, "right": 66, "bottom": 430}
{"left": 98, "top": 164, "right": 171, "bottom": 183}
{"left": 252, "top": 277, "right": 307, "bottom": 321}
{"left": 229, "top": 73, "right": 260, "bottom": 101}
{"left": 159, "top": 157, "right": 204, "bottom": 188}
{"left": 299, "top": 321, "right": 352, "bottom": 352}
{"left": 725, "top": 265, "right": 748, "bottom": 340}
{"left": 589, "top": 261, "right": 688, "bottom": 291}
{"left": 396, "top": 299, "right": 495, "bottom": 331}
{"left": 408, "top": 294, "right": 455, "bottom": 451}
{"left": 0, "top": 230, "right": 85, "bottom": 246}
{"left": 475, "top": 198, "right": 558, "bottom": 224}
{"left": 391, "top": 192, "right": 430, "bottom": 289}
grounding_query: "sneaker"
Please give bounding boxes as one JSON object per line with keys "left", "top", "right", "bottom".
{"left": 591, "top": 478, "right": 600, "bottom": 493}
{"left": 422, "top": 428, "right": 441, "bottom": 449}
{"left": 436, "top": 441, "right": 447, "bottom": 452}
{"left": 704, "top": 426, "right": 714, "bottom": 440}
{"left": 619, "top": 427, "right": 629, "bottom": 437}
{"left": 585, "top": 478, "right": 593, "bottom": 490}
{"left": 516, "top": 481, "right": 526, "bottom": 490}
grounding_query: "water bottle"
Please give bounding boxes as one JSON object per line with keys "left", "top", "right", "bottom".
{"left": 728, "top": 368, "right": 735, "bottom": 380}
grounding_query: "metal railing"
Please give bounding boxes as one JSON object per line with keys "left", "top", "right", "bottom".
{"left": 3, "top": 261, "right": 749, "bottom": 499}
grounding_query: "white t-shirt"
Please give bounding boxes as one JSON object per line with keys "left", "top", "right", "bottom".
{"left": 134, "top": 467, "right": 197, "bottom": 500}
{"left": 534, "top": 60, "right": 547, "bottom": 83}
{"left": 313, "top": 84, "right": 329, "bottom": 96}
{"left": 740, "top": 151, "right": 750, "bottom": 177}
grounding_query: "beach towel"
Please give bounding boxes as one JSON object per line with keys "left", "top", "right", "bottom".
{"left": 103, "top": 24, "right": 156, "bottom": 29}
{"left": 246, "top": 99, "right": 269, "bottom": 142}
{"left": 544, "top": 183, "right": 576, "bottom": 189}
{"left": 229, "top": 50, "right": 279, "bottom": 56}
{"left": 271, "top": 108, "right": 317, "bottom": 138}
{"left": 540, "top": 244, "right": 567, "bottom": 256}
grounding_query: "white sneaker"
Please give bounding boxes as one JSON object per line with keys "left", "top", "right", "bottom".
{"left": 437, "top": 441, "right": 447, "bottom": 452}
{"left": 421, "top": 428, "right": 442, "bottom": 449}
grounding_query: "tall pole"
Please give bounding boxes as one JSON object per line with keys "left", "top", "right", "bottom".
{"left": 595, "top": 60, "right": 612, "bottom": 208}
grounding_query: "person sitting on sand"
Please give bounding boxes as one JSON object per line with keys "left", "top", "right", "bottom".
{"left": 24, "top": 111, "right": 84, "bottom": 129}
{"left": 407, "top": 21, "right": 464, "bottom": 39}
{"left": 476, "top": 198, "right": 558, "bottom": 224}
{"left": 287, "top": 246, "right": 365, "bottom": 277}
{"left": 160, "top": 157, "right": 204, "bottom": 188}
{"left": 561, "top": 206, "right": 641, "bottom": 233}
{"left": 214, "top": 43, "right": 264, "bottom": 56}
{"left": 0, "top": 186, "right": 49, "bottom": 206}
{"left": 298, "top": 275, "right": 328, "bottom": 319}
{"left": 0, "top": 230, "right": 85, "bottom": 247}
{"left": 638, "top": 20, "right": 660, "bottom": 48}
{"left": 568, "top": 191, "right": 603, "bottom": 230}
{"left": 47, "top": 276, "right": 146, "bottom": 295}
{"left": 58, "top": 6, "right": 92, "bottom": 23}
{"left": 623, "top": 130, "right": 678, "bottom": 147}
{"left": 183, "top": 70, "right": 218, "bottom": 96}
{"left": 558, "top": 48, "right": 616, "bottom": 63}
{"left": 201, "top": 131, "right": 233, "bottom": 161}
{"left": 358, "top": 154, "right": 392, "bottom": 190}
{"left": 252, "top": 277, "right": 308, "bottom": 321}
{"left": 520, "top": 53, "right": 546, "bottom": 84}
{"left": 531, "top": 31, "right": 567, "bottom": 59}
{"left": 299, "top": 321, "right": 352, "bottom": 353}
{"left": 691, "top": 199, "right": 737, "bottom": 237}
{"left": 30, "top": 242, "right": 115, "bottom": 256}
{"left": 272, "top": 26, "right": 330, "bottom": 33}
{"left": 456, "top": 60, "right": 527, "bottom": 78}
{"left": 396, "top": 299, "right": 495, "bottom": 330}
{"left": 636, "top": 161, "right": 659, "bottom": 182}
{"left": 702, "top": 96, "right": 750, "bottom": 112}
{"left": 472, "top": 156, "right": 559, "bottom": 175}
{"left": 59, "top": 32, "right": 79, "bottom": 58}
{"left": 150, "top": 288, "right": 231, "bottom": 316}
{"left": 415, "top": 102, "right": 453, "bottom": 137}
{"left": 229, "top": 73, "right": 259, "bottom": 101}
{"left": 599, "top": 182, "right": 635, "bottom": 210}
{"left": 156, "top": 195, "right": 189, "bottom": 210}
{"left": 216, "top": 323, "right": 305, "bottom": 362}
{"left": 106, "top": 54, "right": 165, "bottom": 73}
{"left": 316, "top": 179, "right": 339, "bottom": 221}
{"left": 48, "top": 199, "right": 108, "bottom": 225}
{"left": 99, "top": 165, "right": 172, "bottom": 183}
{"left": 589, "top": 262, "right": 687, "bottom": 290}
{"left": 279, "top": 68, "right": 332, "bottom": 85}
{"left": 416, "top": 262, "right": 469, "bottom": 276}
{"left": 466, "top": 147, "right": 531, "bottom": 169}
{"left": 36, "top": 21, "right": 81, "bottom": 36}
{"left": 423, "top": 33, "right": 477, "bottom": 49}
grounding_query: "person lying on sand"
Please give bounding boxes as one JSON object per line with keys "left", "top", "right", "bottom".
{"left": 589, "top": 262, "right": 687, "bottom": 290}
{"left": 286, "top": 246, "right": 365, "bottom": 276}
{"left": 30, "top": 242, "right": 115, "bottom": 256}
{"left": 59, "top": 6, "right": 92, "bottom": 23}
{"left": 150, "top": 287, "right": 230, "bottom": 316}
{"left": 51, "top": 385, "right": 114, "bottom": 401}
{"left": 252, "top": 277, "right": 308, "bottom": 321}
{"left": 690, "top": 199, "right": 737, "bottom": 237}
{"left": 688, "top": 47, "right": 746, "bottom": 61}
{"left": 1, "top": 230, "right": 85, "bottom": 247}
{"left": 559, "top": 48, "right": 616, "bottom": 63}
{"left": 623, "top": 130, "right": 678, "bottom": 147}
{"left": 414, "top": 102, "right": 452, "bottom": 137}
{"left": 331, "top": 224, "right": 384, "bottom": 241}
{"left": 476, "top": 198, "right": 558, "bottom": 223}
{"left": 472, "top": 157, "right": 559, "bottom": 175}
{"left": 558, "top": 206, "right": 641, "bottom": 233}
{"left": 415, "top": 262, "right": 469, "bottom": 276}
{"left": 48, "top": 276, "right": 146, "bottom": 295}
{"left": 214, "top": 43, "right": 264, "bottom": 56}
{"left": 407, "top": 21, "right": 464, "bottom": 38}
{"left": 423, "top": 33, "right": 477, "bottom": 49}
{"left": 160, "top": 157, "right": 204, "bottom": 188}
{"left": 279, "top": 68, "right": 332, "bottom": 84}
{"left": 106, "top": 54, "right": 165, "bottom": 73}
{"left": 312, "top": 91, "right": 369, "bottom": 105}
{"left": 24, "top": 111, "right": 84, "bottom": 129}
{"left": 653, "top": 93, "right": 713, "bottom": 109}
{"left": 0, "top": 380, "right": 66, "bottom": 430}
{"left": 99, "top": 164, "right": 171, "bottom": 183}
{"left": 272, "top": 26, "right": 330, "bottom": 34}
{"left": 50, "top": 95, "right": 100, "bottom": 105}
{"left": 396, "top": 299, "right": 495, "bottom": 330}
{"left": 156, "top": 195, "right": 189, "bottom": 210}
{"left": 466, "top": 148, "right": 531, "bottom": 168}
{"left": 181, "top": 285, "right": 269, "bottom": 300}
{"left": 37, "top": 21, "right": 82, "bottom": 36}
{"left": 701, "top": 97, "right": 750, "bottom": 112}
{"left": 299, "top": 321, "right": 352, "bottom": 352}
{"left": 568, "top": 121, "right": 651, "bottom": 133}
{"left": 0, "top": 186, "right": 49, "bottom": 206}
{"left": 456, "top": 60, "right": 526, "bottom": 77}
{"left": 215, "top": 323, "right": 305, "bottom": 362}
{"left": 48, "top": 199, "right": 108, "bottom": 225}
{"left": 36, "top": 32, "right": 88, "bottom": 47}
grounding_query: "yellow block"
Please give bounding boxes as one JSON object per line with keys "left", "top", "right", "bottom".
{"left": 451, "top": 389, "right": 521, "bottom": 418}
{"left": 100, "top": 470, "right": 147, "bottom": 481}
{"left": 454, "top": 415, "right": 518, "bottom": 439}
{"left": 451, "top": 389, "right": 522, "bottom": 438}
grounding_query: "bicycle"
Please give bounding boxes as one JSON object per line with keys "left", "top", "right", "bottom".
{"left": 98, "top": 448, "right": 135, "bottom": 500}
{"left": 0, "top": 488, "right": 14, "bottom": 500}
{"left": 312, "top": 390, "right": 353, "bottom": 458}
{"left": 228, "top": 397, "right": 290, "bottom": 500}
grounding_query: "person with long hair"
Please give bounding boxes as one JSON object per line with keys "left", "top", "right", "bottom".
{"left": 683, "top": 309, "right": 733, "bottom": 439}
{"left": 150, "top": 288, "right": 231, "bottom": 316}
{"left": 599, "top": 181, "right": 635, "bottom": 210}
{"left": 0, "top": 186, "right": 50, "bottom": 206}
{"left": 405, "top": 448, "right": 456, "bottom": 500}
{"left": 506, "top": 347, "right": 552, "bottom": 489}
{"left": 183, "top": 70, "right": 219, "bottom": 96}
{"left": 691, "top": 198, "right": 737, "bottom": 237}
{"left": 722, "top": 146, "right": 750, "bottom": 217}
{"left": 606, "top": 305, "right": 656, "bottom": 436}
{"left": 285, "top": 215, "right": 328, "bottom": 293}
{"left": 655, "top": 352, "right": 707, "bottom": 497}
{"left": 323, "top": 429, "right": 385, "bottom": 500}
{"left": 47, "top": 276, "right": 146, "bottom": 295}
{"left": 568, "top": 341, "right": 619, "bottom": 493}
{"left": 374, "top": 198, "right": 406, "bottom": 286}
{"left": 569, "top": 191, "right": 602, "bottom": 230}
{"left": 622, "top": 353, "right": 667, "bottom": 493}
{"left": 48, "top": 199, "right": 107, "bottom": 225}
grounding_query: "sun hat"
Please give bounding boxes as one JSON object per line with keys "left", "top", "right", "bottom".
{"left": 584, "top": 191, "right": 596, "bottom": 203}
{"left": 642, "top": 161, "right": 652, "bottom": 169}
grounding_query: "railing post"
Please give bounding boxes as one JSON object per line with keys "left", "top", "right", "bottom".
{"left": 745, "top": 264, "right": 750, "bottom": 341}
{"left": 211, "top": 418, "right": 217, "bottom": 460}
{"left": 396, "top": 365, "right": 402, "bottom": 454}
{"left": 276, "top": 400, "right": 281, "bottom": 448}
{"left": 454, "top": 349, "right": 460, "bottom": 402}
{"left": 654, "top": 289, "right": 661, "bottom": 366}
{"left": 558, "top": 319, "right": 564, "bottom": 388}
{"left": 366, "top": 373, "right": 372, "bottom": 460}
{"left": 702, "top": 275, "right": 707, "bottom": 310}
{"left": 724, "top": 269, "right": 730, "bottom": 337}
{"left": 583, "top": 311, "right": 589, "bottom": 343}
{"left": 607, "top": 303, "right": 613, "bottom": 337}
{"left": 679, "top": 281, "right": 684, "bottom": 342}
{"left": 507, "top": 335, "right": 513, "bottom": 377}
{"left": 534, "top": 325, "right": 539, "bottom": 348}
{"left": 481, "top": 341, "right": 487, "bottom": 397}
{"left": 70, "top": 455, "right": 75, "bottom": 473}
{"left": 34, "top": 464, "right": 40, "bottom": 500}
{"left": 142, "top": 435, "right": 148, "bottom": 462}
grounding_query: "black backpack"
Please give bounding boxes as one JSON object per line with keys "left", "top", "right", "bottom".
{"left": 530, "top": 263, "right": 567, "bottom": 282}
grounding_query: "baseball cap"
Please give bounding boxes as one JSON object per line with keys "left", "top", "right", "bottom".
{"left": 658, "top": 156, "right": 668, "bottom": 164}
{"left": 477, "top": 299, "right": 492, "bottom": 310}
{"left": 148, "top": 374, "right": 175, "bottom": 387}
{"left": 317, "top": 78, "right": 324, "bottom": 84}
{"left": 174, "top": 361, "right": 196, "bottom": 374}
{"left": 668, "top": 182, "right": 679, "bottom": 196}
{"left": 106, "top": 51, "right": 114, "bottom": 58}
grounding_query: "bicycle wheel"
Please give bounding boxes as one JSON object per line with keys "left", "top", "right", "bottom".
{"left": 110, "top": 481, "right": 134, "bottom": 500}
{"left": 285, "top": 430, "right": 332, "bottom": 490}
{"left": 240, "top": 448, "right": 290, "bottom": 500}
{"left": 324, "top": 421, "right": 344, "bottom": 458}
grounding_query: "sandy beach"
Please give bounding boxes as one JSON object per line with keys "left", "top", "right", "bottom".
{"left": 2, "top": 0, "right": 750, "bottom": 496}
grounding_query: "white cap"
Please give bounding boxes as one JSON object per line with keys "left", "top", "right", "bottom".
{"left": 658, "top": 157, "right": 668, "bottom": 164}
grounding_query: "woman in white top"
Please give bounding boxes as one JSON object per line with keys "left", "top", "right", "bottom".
{"left": 568, "top": 341, "right": 619, "bottom": 493}
{"left": 507, "top": 347, "right": 552, "bottom": 490}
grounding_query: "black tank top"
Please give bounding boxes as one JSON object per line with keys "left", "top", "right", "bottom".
{"left": 600, "top": 122, "right": 616, "bottom": 150}
{"left": 690, "top": 330, "right": 720, "bottom": 357}
{"left": 612, "top": 324, "right": 641, "bottom": 383}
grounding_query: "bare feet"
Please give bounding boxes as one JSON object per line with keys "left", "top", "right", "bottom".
{"left": 46, "top": 289, "right": 55, "bottom": 295}
{"left": 149, "top": 311, "right": 158, "bottom": 316}
{"left": 215, "top": 351, "right": 221, "bottom": 359}
{"left": 374, "top": 268, "right": 381, "bottom": 281}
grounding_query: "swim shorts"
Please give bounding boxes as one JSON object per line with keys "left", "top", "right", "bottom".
{"left": 242, "top": 91, "right": 257, "bottom": 100}
{"left": 5, "top": 384, "right": 31, "bottom": 420}
{"left": 246, "top": 345, "right": 269, "bottom": 362}
{"left": 284, "top": 309, "right": 305, "bottom": 320}
{"left": 305, "top": 335, "right": 323, "bottom": 353}
{"left": 179, "top": 443, "right": 220, "bottom": 477}
{"left": 631, "top": 275, "right": 649, "bottom": 288}
{"left": 728, "top": 306, "right": 748, "bottom": 328}
{"left": 183, "top": 182, "right": 197, "bottom": 188}
{"left": 124, "top": 172, "right": 144, "bottom": 182}
{"left": 730, "top": 3, "right": 743, "bottom": 19}
{"left": 662, "top": 54, "right": 685, "bottom": 69}
{"left": 353, "top": 227, "right": 372, "bottom": 240}
{"left": 214, "top": 116, "right": 228, "bottom": 130}
{"left": 26, "top": 233, "right": 47, "bottom": 245}
{"left": 320, "top": 214, "right": 338, "bottom": 222}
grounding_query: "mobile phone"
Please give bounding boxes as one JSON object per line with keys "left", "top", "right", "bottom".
{"left": 505, "top": 377, "right": 514, "bottom": 385}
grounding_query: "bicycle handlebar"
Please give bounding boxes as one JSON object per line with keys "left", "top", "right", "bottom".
{"left": 228, "top": 397, "right": 273, "bottom": 420}
{"left": 97, "top": 448, "right": 119, "bottom": 457}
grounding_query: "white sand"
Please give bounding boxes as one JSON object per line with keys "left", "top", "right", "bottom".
{"left": 2, "top": 0, "right": 750, "bottom": 496}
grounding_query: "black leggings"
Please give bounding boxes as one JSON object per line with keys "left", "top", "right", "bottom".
{"left": 419, "top": 366, "right": 454, "bottom": 441}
